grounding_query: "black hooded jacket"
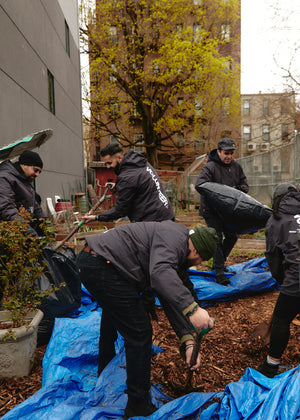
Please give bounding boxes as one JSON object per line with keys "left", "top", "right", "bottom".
{"left": 0, "top": 160, "right": 46, "bottom": 224}
{"left": 97, "top": 150, "right": 174, "bottom": 222}
{"left": 265, "top": 191, "right": 300, "bottom": 297}
{"left": 195, "top": 149, "right": 249, "bottom": 217}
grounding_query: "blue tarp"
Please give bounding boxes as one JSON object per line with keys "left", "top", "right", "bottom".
{"left": 3, "top": 258, "right": 300, "bottom": 420}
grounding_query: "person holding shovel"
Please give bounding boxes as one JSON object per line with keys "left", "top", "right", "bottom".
{"left": 257, "top": 183, "right": 300, "bottom": 378}
{"left": 76, "top": 220, "right": 218, "bottom": 419}
{"left": 81, "top": 143, "right": 174, "bottom": 224}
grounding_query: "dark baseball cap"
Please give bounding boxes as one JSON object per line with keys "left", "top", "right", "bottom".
{"left": 218, "top": 137, "right": 237, "bottom": 150}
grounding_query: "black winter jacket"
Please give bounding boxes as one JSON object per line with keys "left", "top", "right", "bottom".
{"left": 97, "top": 150, "right": 174, "bottom": 222}
{"left": 195, "top": 149, "right": 249, "bottom": 217}
{"left": 265, "top": 191, "right": 300, "bottom": 297}
{"left": 86, "top": 220, "right": 195, "bottom": 339}
{"left": 0, "top": 160, "right": 46, "bottom": 225}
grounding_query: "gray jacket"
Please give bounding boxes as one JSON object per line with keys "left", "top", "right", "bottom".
{"left": 86, "top": 220, "right": 196, "bottom": 339}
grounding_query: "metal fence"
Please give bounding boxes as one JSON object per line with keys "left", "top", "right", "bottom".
{"left": 173, "top": 134, "right": 300, "bottom": 208}
{"left": 237, "top": 134, "right": 300, "bottom": 205}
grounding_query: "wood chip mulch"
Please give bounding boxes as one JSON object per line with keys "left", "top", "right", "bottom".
{"left": 1, "top": 252, "right": 299, "bottom": 416}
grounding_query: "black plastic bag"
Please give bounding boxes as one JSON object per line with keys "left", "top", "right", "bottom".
{"left": 197, "top": 182, "right": 272, "bottom": 234}
{"left": 36, "top": 245, "right": 81, "bottom": 346}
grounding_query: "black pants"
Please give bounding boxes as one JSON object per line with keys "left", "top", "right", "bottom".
{"left": 203, "top": 214, "right": 238, "bottom": 275}
{"left": 76, "top": 250, "right": 153, "bottom": 403}
{"left": 269, "top": 292, "right": 300, "bottom": 359}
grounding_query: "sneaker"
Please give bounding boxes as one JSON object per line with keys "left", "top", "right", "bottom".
{"left": 257, "top": 359, "right": 279, "bottom": 378}
{"left": 216, "top": 274, "right": 230, "bottom": 286}
{"left": 124, "top": 400, "right": 157, "bottom": 419}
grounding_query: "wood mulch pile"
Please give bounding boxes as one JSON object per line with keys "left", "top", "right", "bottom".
{"left": 1, "top": 252, "right": 299, "bottom": 417}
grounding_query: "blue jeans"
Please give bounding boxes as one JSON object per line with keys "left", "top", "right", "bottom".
{"left": 76, "top": 250, "right": 153, "bottom": 403}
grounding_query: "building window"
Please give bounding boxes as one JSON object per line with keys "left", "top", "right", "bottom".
{"left": 133, "top": 134, "right": 144, "bottom": 152}
{"left": 177, "top": 97, "right": 183, "bottom": 107}
{"left": 263, "top": 99, "right": 269, "bottom": 116}
{"left": 110, "top": 134, "right": 119, "bottom": 144}
{"left": 282, "top": 124, "right": 289, "bottom": 141}
{"left": 262, "top": 124, "right": 270, "bottom": 141}
{"left": 193, "top": 0, "right": 202, "bottom": 4}
{"left": 243, "top": 99, "right": 250, "bottom": 116}
{"left": 221, "top": 24, "right": 231, "bottom": 42}
{"left": 109, "top": 99, "right": 119, "bottom": 117}
{"left": 47, "top": 70, "right": 55, "bottom": 115}
{"left": 224, "top": 60, "right": 232, "bottom": 72}
{"left": 176, "top": 24, "right": 183, "bottom": 38}
{"left": 243, "top": 125, "right": 251, "bottom": 141}
{"left": 153, "top": 63, "right": 160, "bottom": 75}
{"left": 65, "top": 20, "right": 70, "bottom": 56}
{"left": 222, "top": 97, "right": 230, "bottom": 115}
{"left": 109, "top": 26, "right": 118, "bottom": 44}
{"left": 109, "top": 63, "right": 117, "bottom": 82}
{"left": 194, "top": 98, "right": 203, "bottom": 115}
{"left": 193, "top": 24, "right": 201, "bottom": 42}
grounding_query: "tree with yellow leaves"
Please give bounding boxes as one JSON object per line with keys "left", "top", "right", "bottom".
{"left": 80, "top": 0, "right": 240, "bottom": 167}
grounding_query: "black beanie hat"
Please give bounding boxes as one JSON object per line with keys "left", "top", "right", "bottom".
{"left": 189, "top": 226, "right": 218, "bottom": 261}
{"left": 19, "top": 150, "right": 43, "bottom": 169}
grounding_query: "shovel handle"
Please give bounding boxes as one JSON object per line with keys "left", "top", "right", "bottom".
{"left": 190, "top": 321, "right": 214, "bottom": 367}
{"left": 53, "top": 183, "right": 114, "bottom": 250}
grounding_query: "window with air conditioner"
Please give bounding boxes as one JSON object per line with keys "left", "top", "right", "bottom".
{"left": 262, "top": 124, "right": 270, "bottom": 141}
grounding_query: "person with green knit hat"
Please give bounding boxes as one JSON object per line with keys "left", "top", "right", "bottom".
{"left": 77, "top": 220, "right": 218, "bottom": 419}
{"left": 189, "top": 226, "right": 218, "bottom": 261}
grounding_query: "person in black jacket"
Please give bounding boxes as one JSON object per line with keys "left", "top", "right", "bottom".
{"left": 0, "top": 150, "right": 47, "bottom": 235}
{"left": 82, "top": 143, "right": 174, "bottom": 224}
{"left": 76, "top": 220, "right": 218, "bottom": 419}
{"left": 195, "top": 137, "right": 249, "bottom": 285}
{"left": 257, "top": 183, "right": 300, "bottom": 378}
{"left": 82, "top": 144, "right": 175, "bottom": 376}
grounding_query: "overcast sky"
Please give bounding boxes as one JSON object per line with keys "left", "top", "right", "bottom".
{"left": 241, "top": 0, "right": 300, "bottom": 94}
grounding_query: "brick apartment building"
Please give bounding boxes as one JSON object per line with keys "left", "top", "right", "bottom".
{"left": 241, "top": 91, "right": 297, "bottom": 157}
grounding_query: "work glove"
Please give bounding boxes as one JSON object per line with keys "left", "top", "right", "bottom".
{"left": 141, "top": 288, "right": 158, "bottom": 321}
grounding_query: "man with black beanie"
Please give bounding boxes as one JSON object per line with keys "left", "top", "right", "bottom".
{"left": 0, "top": 150, "right": 47, "bottom": 235}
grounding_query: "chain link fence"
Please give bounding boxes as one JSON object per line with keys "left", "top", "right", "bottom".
{"left": 170, "top": 134, "right": 300, "bottom": 209}
{"left": 237, "top": 134, "right": 300, "bottom": 205}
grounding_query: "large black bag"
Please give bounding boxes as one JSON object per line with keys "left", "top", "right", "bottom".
{"left": 36, "top": 246, "right": 81, "bottom": 345}
{"left": 197, "top": 182, "right": 272, "bottom": 234}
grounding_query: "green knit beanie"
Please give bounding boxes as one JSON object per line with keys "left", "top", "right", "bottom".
{"left": 189, "top": 226, "right": 218, "bottom": 261}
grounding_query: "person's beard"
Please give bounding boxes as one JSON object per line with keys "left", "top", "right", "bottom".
{"left": 113, "top": 161, "right": 121, "bottom": 175}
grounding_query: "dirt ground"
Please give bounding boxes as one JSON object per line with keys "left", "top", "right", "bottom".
{"left": 0, "top": 245, "right": 299, "bottom": 416}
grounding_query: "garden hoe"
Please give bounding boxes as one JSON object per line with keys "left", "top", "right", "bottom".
{"left": 53, "top": 183, "right": 114, "bottom": 251}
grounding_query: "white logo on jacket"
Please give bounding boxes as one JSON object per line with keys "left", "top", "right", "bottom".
{"left": 146, "top": 166, "right": 169, "bottom": 207}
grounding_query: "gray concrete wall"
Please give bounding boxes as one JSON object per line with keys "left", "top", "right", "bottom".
{"left": 0, "top": 0, "right": 85, "bottom": 206}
